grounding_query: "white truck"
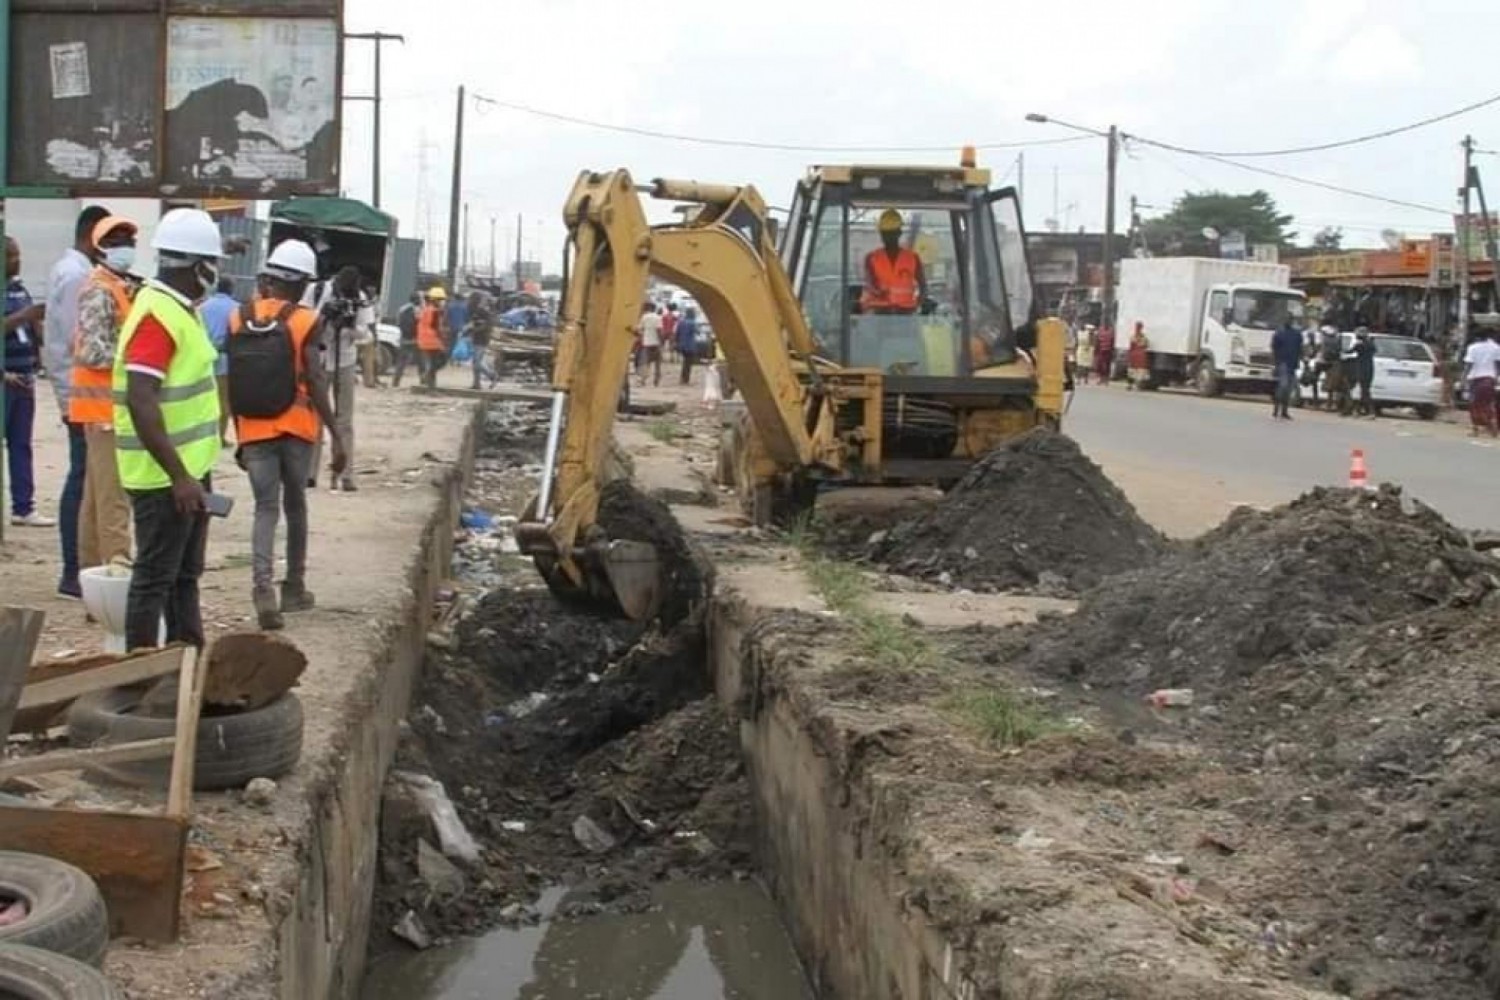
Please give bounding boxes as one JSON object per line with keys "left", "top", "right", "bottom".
{"left": 1114, "top": 257, "right": 1306, "bottom": 395}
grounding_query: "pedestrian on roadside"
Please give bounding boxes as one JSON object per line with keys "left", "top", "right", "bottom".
{"left": 1463, "top": 329, "right": 1500, "bottom": 437}
{"left": 1352, "top": 329, "right": 1377, "bottom": 417}
{"left": 199, "top": 276, "right": 238, "bottom": 446}
{"left": 661, "top": 301, "right": 679, "bottom": 365}
{"left": 676, "top": 306, "right": 700, "bottom": 385}
{"left": 466, "top": 291, "right": 494, "bottom": 390}
{"left": 113, "top": 209, "right": 225, "bottom": 651}
{"left": 1319, "top": 326, "right": 1344, "bottom": 412}
{"left": 637, "top": 303, "right": 663, "bottom": 387}
{"left": 71, "top": 216, "right": 142, "bottom": 573}
{"left": 1074, "top": 325, "right": 1095, "bottom": 385}
{"left": 1094, "top": 322, "right": 1116, "bottom": 384}
{"left": 417, "top": 287, "right": 448, "bottom": 388}
{"left": 4, "top": 237, "right": 51, "bottom": 528}
{"left": 1126, "top": 322, "right": 1150, "bottom": 389}
{"left": 305, "top": 266, "right": 371, "bottom": 491}
{"left": 391, "top": 292, "right": 421, "bottom": 387}
{"left": 1270, "top": 316, "right": 1303, "bottom": 421}
{"left": 228, "top": 240, "right": 344, "bottom": 630}
{"left": 43, "top": 205, "right": 110, "bottom": 597}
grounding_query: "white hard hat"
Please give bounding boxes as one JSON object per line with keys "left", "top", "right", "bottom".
{"left": 262, "top": 239, "right": 317, "bottom": 279}
{"left": 151, "top": 208, "right": 223, "bottom": 259}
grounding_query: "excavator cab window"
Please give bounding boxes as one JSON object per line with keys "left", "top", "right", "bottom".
{"left": 788, "top": 177, "right": 1036, "bottom": 377}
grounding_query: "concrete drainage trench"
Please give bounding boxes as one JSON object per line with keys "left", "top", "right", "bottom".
{"left": 358, "top": 404, "right": 814, "bottom": 999}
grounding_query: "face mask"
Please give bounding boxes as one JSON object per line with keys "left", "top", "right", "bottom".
{"left": 103, "top": 246, "right": 136, "bottom": 273}
{"left": 194, "top": 261, "right": 219, "bottom": 299}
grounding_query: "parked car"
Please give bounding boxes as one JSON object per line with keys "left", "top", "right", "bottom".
{"left": 1340, "top": 332, "right": 1443, "bottom": 419}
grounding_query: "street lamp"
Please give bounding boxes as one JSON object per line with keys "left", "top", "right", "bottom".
{"left": 1027, "top": 112, "right": 1120, "bottom": 331}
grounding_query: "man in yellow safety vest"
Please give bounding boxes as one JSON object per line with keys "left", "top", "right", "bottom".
{"left": 112, "top": 208, "right": 225, "bottom": 651}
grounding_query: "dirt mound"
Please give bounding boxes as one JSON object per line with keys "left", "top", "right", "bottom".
{"left": 877, "top": 428, "right": 1168, "bottom": 593}
{"left": 1024, "top": 484, "right": 1500, "bottom": 697}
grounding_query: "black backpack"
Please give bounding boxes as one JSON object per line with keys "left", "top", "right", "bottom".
{"left": 227, "top": 302, "right": 299, "bottom": 419}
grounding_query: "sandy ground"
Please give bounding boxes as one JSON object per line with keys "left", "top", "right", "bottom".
{"left": 1, "top": 366, "right": 480, "bottom": 998}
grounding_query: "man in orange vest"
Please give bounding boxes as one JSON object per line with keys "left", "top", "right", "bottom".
{"left": 860, "top": 209, "right": 927, "bottom": 315}
{"left": 69, "top": 215, "right": 140, "bottom": 570}
{"left": 229, "top": 240, "right": 344, "bottom": 630}
{"left": 417, "top": 286, "right": 448, "bottom": 388}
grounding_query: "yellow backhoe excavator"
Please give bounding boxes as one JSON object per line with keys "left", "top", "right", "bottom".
{"left": 513, "top": 155, "right": 1067, "bottom": 620}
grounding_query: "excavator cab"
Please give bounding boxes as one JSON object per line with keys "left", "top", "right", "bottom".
{"left": 778, "top": 160, "right": 1057, "bottom": 480}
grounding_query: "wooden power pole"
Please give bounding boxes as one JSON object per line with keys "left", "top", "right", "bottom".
{"left": 445, "top": 85, "right": 465, "bottom": 292}
{"left": 341, "top": 31, "right": 404, "bottom": 210}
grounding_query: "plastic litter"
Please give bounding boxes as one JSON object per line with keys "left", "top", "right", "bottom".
{"left": 1145, "top": 688, "right": 1195, "bottom": 708}
{"left": 391, "top": 771, "right": 482, "bottom": 864}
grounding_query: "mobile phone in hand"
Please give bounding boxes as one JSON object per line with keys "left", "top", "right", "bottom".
{"left": 204, "top": 492, "right": 234, "bottom": 518}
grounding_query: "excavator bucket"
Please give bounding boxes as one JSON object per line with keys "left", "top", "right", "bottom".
{"left": 594, "top": 540, "right": 662, "bottom": 622}
{"left": 522, "top": 522, "right": 664, "bottom": 622}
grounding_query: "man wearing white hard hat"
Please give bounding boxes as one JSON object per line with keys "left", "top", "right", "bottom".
{"left": 229, "top": 239, "right": 343, "bottom": 630}
{"left": 112, "top": 208, "right": 226, "bottom": 650}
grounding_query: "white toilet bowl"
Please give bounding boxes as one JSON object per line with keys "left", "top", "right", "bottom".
{"left": 79, "top": 566, "right": 163, "bottom": 653}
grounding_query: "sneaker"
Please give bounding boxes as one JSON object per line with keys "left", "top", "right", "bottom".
{"left": 253, "top": 588, "right": 284, "bottom": 631}
{"left": 11, "top": 512, "right": 56, "bottom": 527}
{"left": 338, "top": 478, "right": 358, "bottom": 493}
{"left": 57, "top": 578, "right": 82, "bottom": 600}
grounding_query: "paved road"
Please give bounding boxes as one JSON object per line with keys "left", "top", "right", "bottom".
{"left": 1065, "top": 386, "right": 1498, "bottom": 535}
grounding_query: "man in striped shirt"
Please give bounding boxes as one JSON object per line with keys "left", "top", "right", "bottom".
{"left": 4, "top": 236, "right": 52, "bottom": 528}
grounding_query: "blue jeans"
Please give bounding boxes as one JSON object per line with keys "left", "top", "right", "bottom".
{"left": 1274, "top": 364, "right": 1297, "bottom": 415}
{"left": 60, "top": 421, "right": 86, "bottom": 582}
{"left": 3, "top": 388, "right": 36, "bottom": 517}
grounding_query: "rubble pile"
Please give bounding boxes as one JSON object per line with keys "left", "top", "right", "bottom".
{"left": 1022, "top": 484, "right": 1500, "bottom": 696}
{"left": 878, "top": 428, "right": 1168, "bottom": 593}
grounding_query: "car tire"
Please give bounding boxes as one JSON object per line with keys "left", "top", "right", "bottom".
{"left": 0, "top": 944, "right": 121, "bottom": 999}
{"left": 66, "top": 689, "right": 303, "bottom": 791}
{"left": 1416, "top": 405, "right": 1439, "bottom": 421}
{"left": 376, "top": 342, "right": 397, "bottom": 376}
{"left": 0, "top": 853, "right": 109, "bottom": 968}
{"left": 1195, "top": 360, "right": 1223, "bottom": 398}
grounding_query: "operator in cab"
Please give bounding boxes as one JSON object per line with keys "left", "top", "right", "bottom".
{"left": 860, "top": 209, "right": 927, "bottom": 315}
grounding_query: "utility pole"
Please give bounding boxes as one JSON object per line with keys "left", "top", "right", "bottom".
{"left": 1460, "top": 135, "right": 1473, "bottom": 344}
{"left": 1102, "top": 125, "right": 1119, "bottom": 332}
{"left": 489, "top": 216, "right": 497, "bottom": 279}
{"left": 514, "top": 212, "right": 523, "bottom": 289}
{"left": 1016, "top": 152, "right": 1025, "bottom": 210}
{"left": 341, "top": 31, "right": 404, "bottom": 209}
{"left": 1470, "top": 159, "right": 1500, "bottom": 307}
{"left": 446, "top": 85, "right": 465, "bottom": 291}
{"left": 462, "top": 201, "right": 470, "bottom": 273}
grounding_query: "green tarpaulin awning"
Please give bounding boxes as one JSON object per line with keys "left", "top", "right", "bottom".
{"left": 269, "top": 197, "right": 394, "bottom": 236}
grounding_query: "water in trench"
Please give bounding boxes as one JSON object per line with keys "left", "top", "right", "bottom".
{"left": 362, "top": 880, "right": 812, "bottom": 1000}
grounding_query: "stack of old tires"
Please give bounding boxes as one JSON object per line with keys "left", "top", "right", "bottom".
{"left": 0, "top": 850, "right": 119, "bottom": 998}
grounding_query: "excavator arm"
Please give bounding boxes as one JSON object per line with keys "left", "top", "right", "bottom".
{"left": 514, "top": 169, "right": 847, "bottom": 619}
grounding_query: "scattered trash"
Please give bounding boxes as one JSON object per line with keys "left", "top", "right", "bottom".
{"left": 1016, "top": 828, "right": 1055, "bottom": 851}
{"left": 1145, "top": 688, "right": 1195, "bottom": 709}
{"left": 0, "top": 898, "right": 28, "bottom": 927}
{"left": 505, "top": 691, "right": 549, "bottom": 719}
{"left": 415, "top": 704, "right": 449, "bottom": 735}
{"left": 460, "top": 509, "right": 496, "bottom": 531}
{"left": 426, "top": 631, "right": 454, "bottom": 651}
{"left": 392, "top": 909, "right": 433, "bottom": 950}
{"left": 391, "top": 771, "right": 482, "bottom": 864}
{"left": 572, "top": 814, "right": 617, "bottom": 854}
{"left": 500, "top": 821, "right": 528, "bottom": 833}
{"left": 242, "top": 777, "right": 278, "bottom": 809}
{"left": 186, "top": 846, "right": 224, "bottom": 872}
{"left": 1195, "top": 833, "right": 1239, "bottom": 856}
{"left": 1168, "top": 877, "right": 1195, "bottom": 904}
{"left": 1144, "top": 852, "right": 1185, "bottom": 867}
{"left": 417, "top": 838, "right": 466, "bottom": 901}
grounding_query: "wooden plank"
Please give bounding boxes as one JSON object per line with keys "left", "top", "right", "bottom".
{"left": 166, "top": 646, "right": 205, "bottom": 820}
{"left": 10, "top": 653, "right": 130, "bottom": 734}
{"left": 0, "top": 737, "right": 176, "bottom": 781}
{"left": 0, "top": 608, "right": 46, "bottom": 742}
{"left": 0, "top": 805, "right": 186, "bottom": 942}
{"left": 16, "top": 647, "right": 186, "bottom": 712}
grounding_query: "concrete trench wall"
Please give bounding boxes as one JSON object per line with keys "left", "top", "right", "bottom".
{"left": 710, "top": 598, "right": 979, "bottom": 1000}
{"left": 275, "top": 407, "right": 479, "bottom": 1000}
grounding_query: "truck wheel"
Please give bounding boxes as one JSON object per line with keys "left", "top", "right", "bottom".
{"left": 1416, "top": 405, "right": 1439, "bottom": 421}
{"left": 376, "top": 343, "right": 397, "bottom": 376}
{"left": 0, "top": 944, "right": 121, "bottom": 999}
{"left": 1195, "top": 361, "right": 1223, "bottom": 398}
{"left": 0, "top": 853, "right": 110, "bottom": 967}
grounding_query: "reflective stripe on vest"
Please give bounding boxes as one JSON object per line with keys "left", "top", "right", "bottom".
{"left": 230, "top": 298, "right": 322, "bottom": 446}
{"left": 861, "top": 248, "right": 921, "bottom": 311}
{"left": 112, "top": 285, "right": 223, "bottom": 491}
{"left": 68, "top": 269, "right": 136, "bottom": 425}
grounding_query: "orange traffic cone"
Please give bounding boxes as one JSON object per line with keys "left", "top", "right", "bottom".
{"left": 1348, "top": 448, "right": 1371, "bottom": 490}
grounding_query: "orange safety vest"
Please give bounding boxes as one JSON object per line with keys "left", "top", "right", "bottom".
{"left": 861, "top": 248, "right": 921, "bottom": 312}
{"left": 229, "top": 298, "right": 321, "bottom": 446}
{"left": 417, "top": 305, "right": 444, "bottom": 351}
{"left": 68, "top": 268, "right": 134, "bottom": 425}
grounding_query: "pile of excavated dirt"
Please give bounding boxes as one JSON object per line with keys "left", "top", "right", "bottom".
{"left": 1019, "top": 484, "right": 1500, "bottom": 697}
{"left": 877, "top": 428, "right": 1168, "bottom": 593}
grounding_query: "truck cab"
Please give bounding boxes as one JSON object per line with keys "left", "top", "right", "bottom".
{"left": 1196, "top": 282, "right": 1306, "bottom": 395}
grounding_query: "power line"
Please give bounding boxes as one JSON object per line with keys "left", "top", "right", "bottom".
{"left": 1139, "top": 90, "right": 1500, "bottom": 158}
{"left": 468, "top": 93, "right": 1092, "bottom": 154}
{"left": 1129, "top": 139, "right": 1450, "bottom": 215}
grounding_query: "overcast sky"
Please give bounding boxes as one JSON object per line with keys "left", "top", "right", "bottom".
{"left": 337, "top": 0, "right": 1500, "bottom": 268}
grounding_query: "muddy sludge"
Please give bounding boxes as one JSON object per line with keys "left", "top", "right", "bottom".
{"left": 367, "top": 417, "right": 807, "bottom": 995}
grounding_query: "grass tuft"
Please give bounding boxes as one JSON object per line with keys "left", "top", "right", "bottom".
{"left": 645, "top": 419, "right": 678, "bottom": 444}
{"left": 947, "top": 688, "right": 1060, "bottom": 748}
